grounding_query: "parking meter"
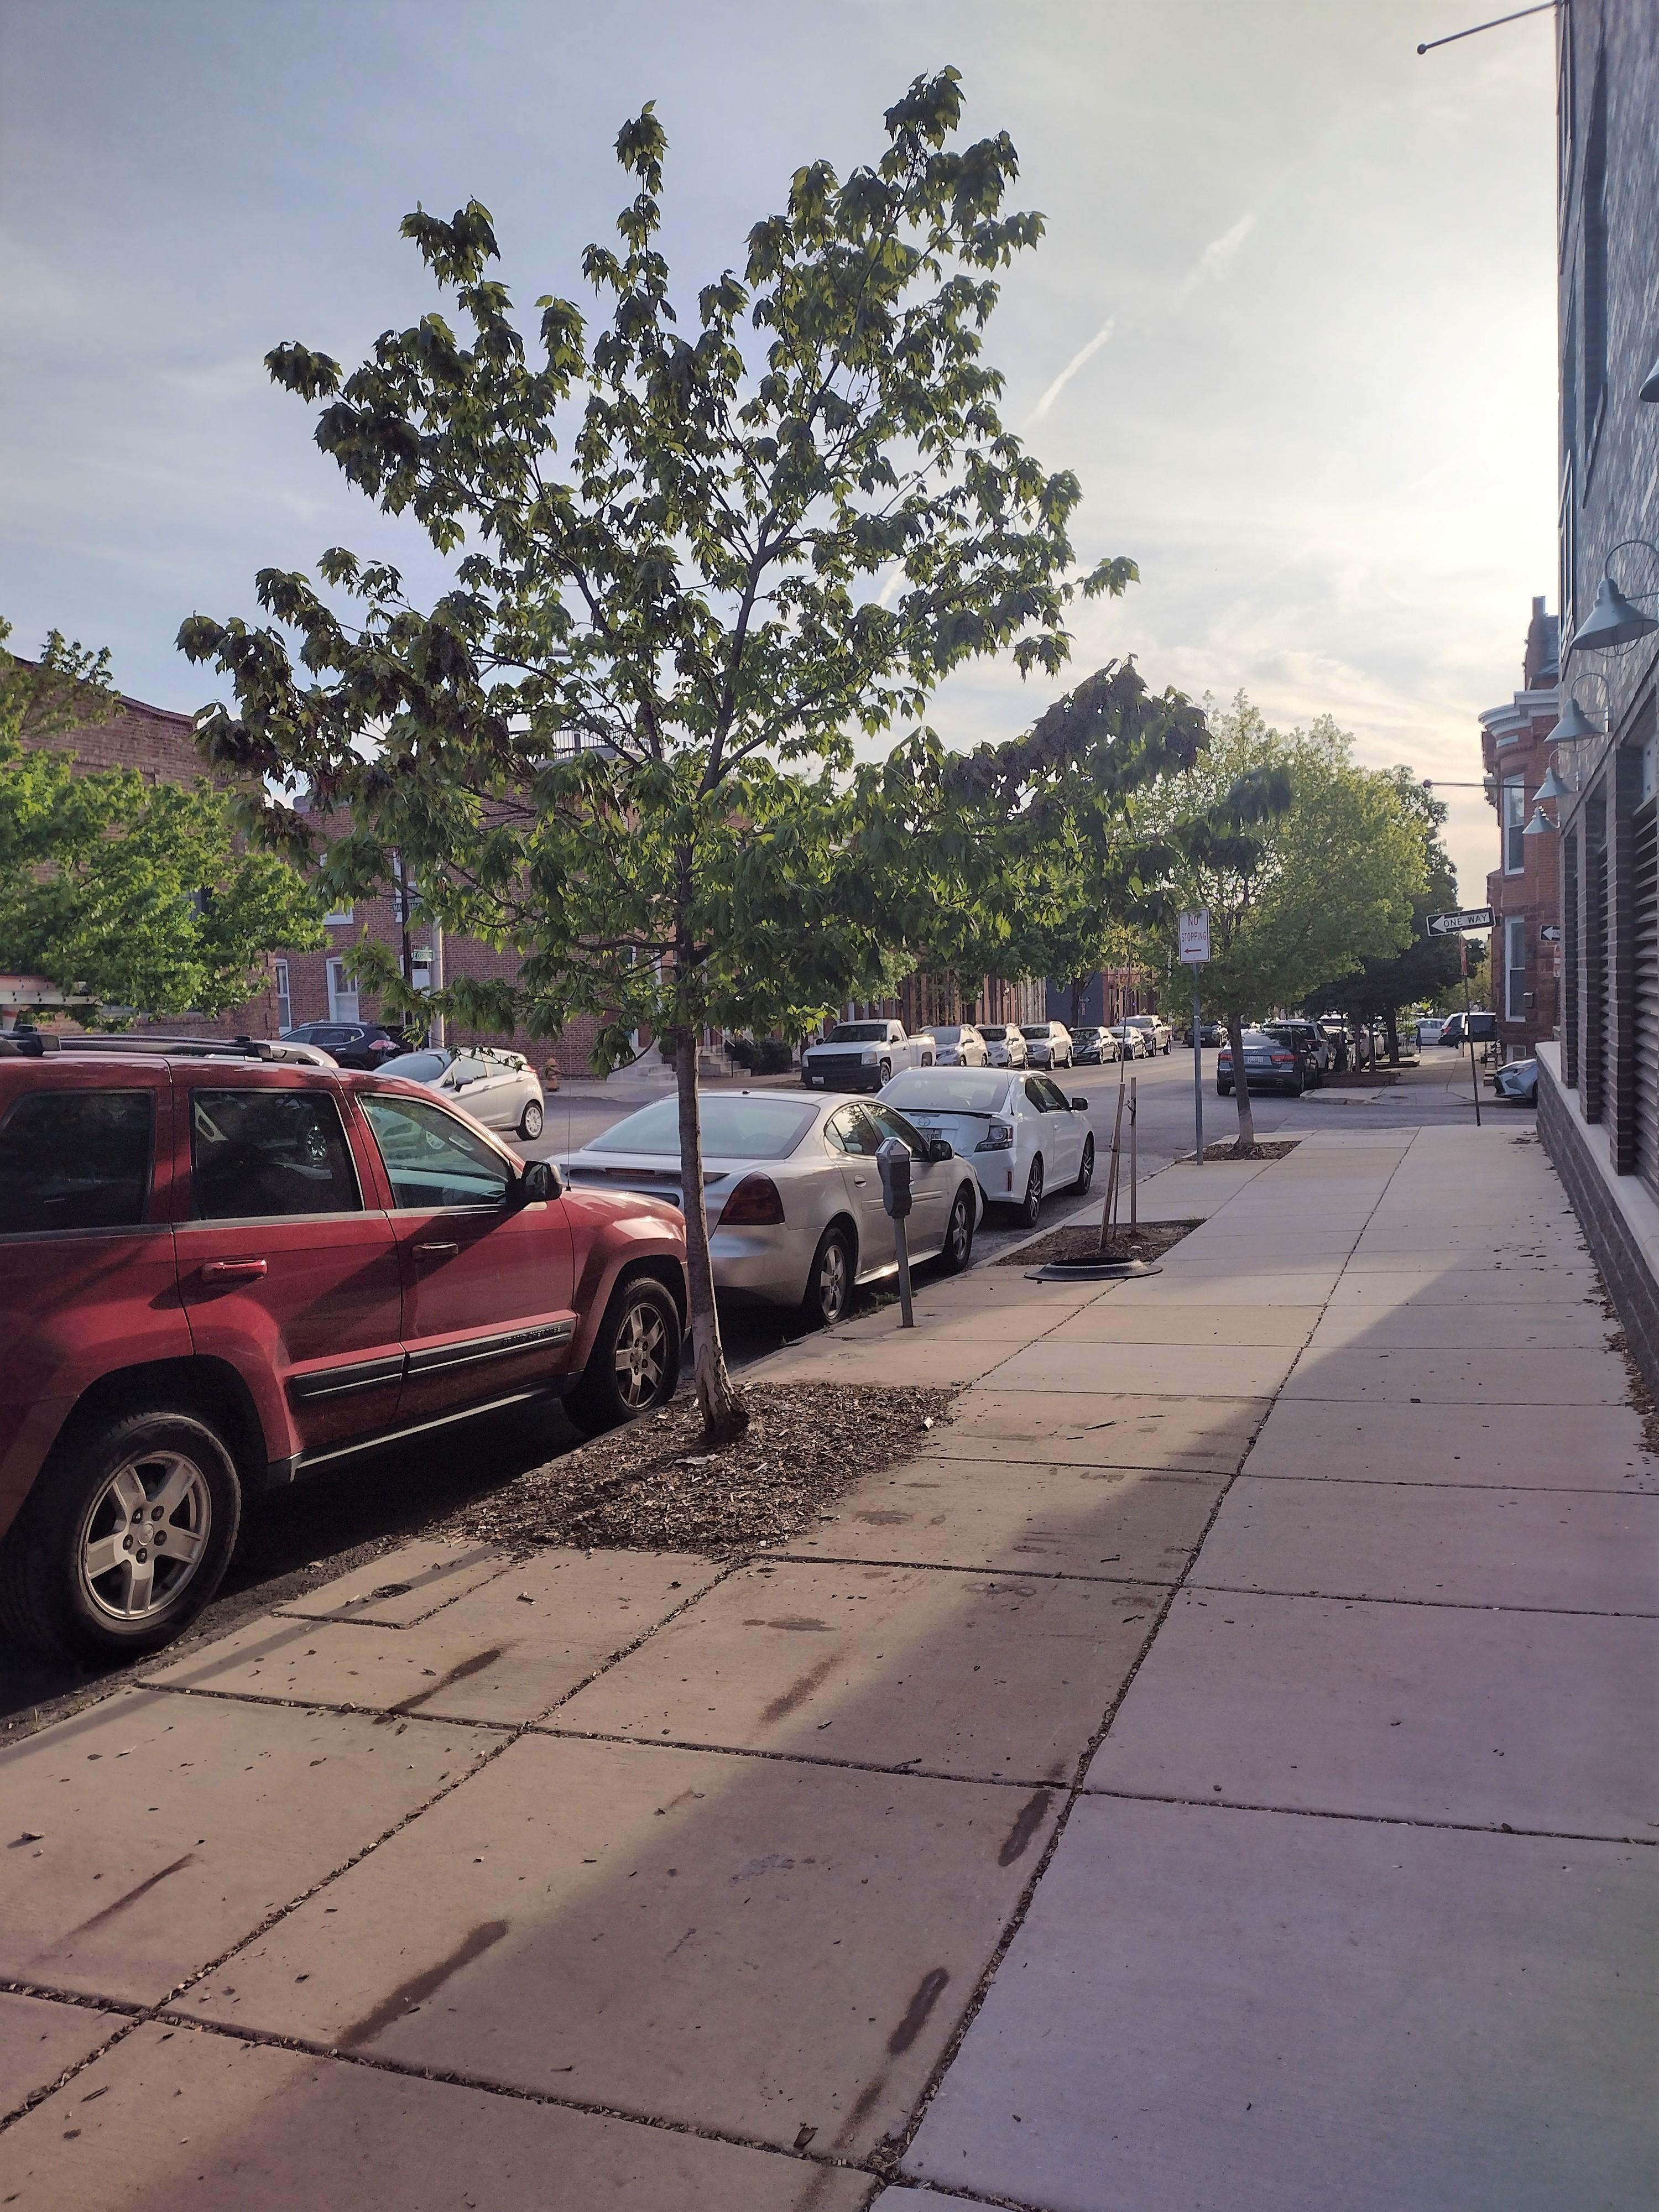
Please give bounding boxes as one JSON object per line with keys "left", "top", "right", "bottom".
{"left": 877, "top": 1138, "right": 913, "bottom": 1219}
{"left": 877, "top": 1138, "right": 916, "bottom": 1325}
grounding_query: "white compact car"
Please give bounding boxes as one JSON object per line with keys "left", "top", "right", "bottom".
{"left": 562, "top": 1090, "right": 982, "bottom": 1327}
{"left": 377, "top": 1046, "right": 547, "bottom": 1140}
{"left": 1019, "top": 1020, "right": 1074, "bottom": 1068}
{"left": 930, "top": 1024, "right": 989, "bottom": 1067}
{"left": 977, "top": 1024, "right": 1030, "bottom": 1069}
{"left": 880, "top": 1066, "right": 1094, "bottom": 1227}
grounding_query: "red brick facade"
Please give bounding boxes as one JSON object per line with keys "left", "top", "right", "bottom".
{"left": 1480, "top": 598, "right": 1563, "bottom": 1062}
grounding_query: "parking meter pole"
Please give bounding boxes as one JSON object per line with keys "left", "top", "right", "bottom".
{"left": 1129, "top": 1076, "right": 1138, "bottom": 1228}
{"left": 893, "top": 1215, "right": 914, "bottom": 1327}
{"left": 1461, "top": 935, "right": 1481, "bottom": 1129}
{"left": 1191, "top": 982, "right": 1203, "bottom": 1164}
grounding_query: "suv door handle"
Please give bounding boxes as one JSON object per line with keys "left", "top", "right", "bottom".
{"left": 414, "top": 1240, "right": 460, "bottom": 1261}
{"left": 200, "top": 1258, "right": 268, "bottom": 1281}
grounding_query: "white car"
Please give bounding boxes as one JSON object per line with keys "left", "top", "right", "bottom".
{"left": 377, "top": 1045, "right": 547, "bottom": 1140}
{"left": 977, "top": 1024, "right": 1029, "bottom": 1069}
{"left": 879, "top": 1066, "right": 1095, "bottom": 1228}
{"left": 1125, "top": 1014, "right": 1172, "bottom": 1056}
{"left": 930, "top": 1024, "right": 989, "bottom": 1067}
{"left": 562, "top": 1090, "right": 981, "bottom": 1327}
{"left": 1019, "top": 1020, "right": 1074, "bottom": 1068}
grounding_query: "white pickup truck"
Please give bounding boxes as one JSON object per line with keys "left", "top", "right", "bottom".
{"left": 801, "top": 1020, "right": 936, "bottom": 1094}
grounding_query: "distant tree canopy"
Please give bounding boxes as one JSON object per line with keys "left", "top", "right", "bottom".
{"left": 0, "top": 622, "right": 322, "bottom": 1022}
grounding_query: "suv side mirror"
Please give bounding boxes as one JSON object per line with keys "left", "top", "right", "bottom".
{"left": 516, "top": 1158, "right": 559, "bottom": 1205}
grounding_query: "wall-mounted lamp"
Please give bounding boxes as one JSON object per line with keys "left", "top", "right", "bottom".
{"left": 1535, "top": 764, "right": 1572, "bottom": 802}
{"left": 1568, "top": 539, "right": 1659, "bottom": 655}
{"left": 1641, "top": 351, "right": 1659, "bottom": 405}
{"left": 1521, "top": 806, "right": 1558, "bottom": 837}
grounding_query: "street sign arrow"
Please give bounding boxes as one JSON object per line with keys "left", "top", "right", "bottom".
{"left": 1427, "top": 907, "right": 1494, "bottom": 936}
{"left": 1540, "top": 924, "right": 1562, "bottom": 942}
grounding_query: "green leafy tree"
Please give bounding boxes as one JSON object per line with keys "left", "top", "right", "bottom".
{"left": 179, "top": 74, "right": 1194, "bottom": 1444}
{"left": 0, "top": 623, "right": 323, "bottom": 1022}
{"left": 1298, "top": 770, "right": 1463, "bottom": 1061}
{"left": 1138, "top": 697, "right": 1427, "bottom": 1147}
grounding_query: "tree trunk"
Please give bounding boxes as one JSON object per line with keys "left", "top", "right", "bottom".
{"left": 1225, "top": 1010, "right": 1256, "bottom": 1152}
{"left": 675, "top": 1029, "right": 749, "bottom": 1447}
{"left": 1070, "top": 976, "right": 1083, "bottom": 1029}
{"left": 1383, "top": 1006, "right": 1400, "bottom": 1067}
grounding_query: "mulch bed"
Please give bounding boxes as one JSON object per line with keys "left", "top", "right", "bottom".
{"left": 439, "top": 1383, "right": 956, "bottom": 1557}
{"left": 1183, "top": 1138, "right": 1301, "bottom": 1162}
{"left": 996, "top": 1217, "right": 1203, "bottom": 1267}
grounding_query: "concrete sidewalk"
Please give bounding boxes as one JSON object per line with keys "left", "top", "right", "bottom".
{"left": 1, "top": 1130, "right": 1653, "bottom": 2209}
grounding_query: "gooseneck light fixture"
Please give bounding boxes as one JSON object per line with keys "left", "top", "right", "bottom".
{"left": 1553, "top": 667, "right": 1615, "bottom": 743}
{"left": 1568, "top": 539, "right": 1659, "bottom": 656}
{"left": 1535, "top": 763, "right": 1573, "bottom": 802}
{"left": 1522, "top": 805, "right": 1558, "bottom": 837}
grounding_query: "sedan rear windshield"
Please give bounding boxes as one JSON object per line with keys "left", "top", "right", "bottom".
{"left": 882, "top": 1070, "right": 1011, "bottom": 1113}
{"left": 828, "top": 1024, "right": 889, "bottom": 1043}
{"left": 587, "top": 1095, "right": 819, "bottom": 1159}
{"left": 379, "top": 1051, "right": 452, "bottom": 1081}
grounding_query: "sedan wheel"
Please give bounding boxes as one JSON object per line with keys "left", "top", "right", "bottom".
{"left": 802, "top": 1225, "right": 854, "bottom": 1328}
{"left": 1018, "top": 1155, "right": 1044, "bottom": 1228}
{"left": 518, "top": 1097, "right": 545, "bottom": 1140}
{"left": 940, "top": 1185, "right": 975, "bottom": 1273}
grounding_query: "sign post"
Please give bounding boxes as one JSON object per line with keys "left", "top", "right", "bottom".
{"left": 1179, "top": 909, "right": 1211, "bottom": 1165}
{"left": 1426, "top": 909, "right": 1495, "bottom": 1128}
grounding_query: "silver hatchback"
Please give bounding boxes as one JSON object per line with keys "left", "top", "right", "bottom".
{"left": 376, "top": 1046, "right": 547, "bottom": 1141}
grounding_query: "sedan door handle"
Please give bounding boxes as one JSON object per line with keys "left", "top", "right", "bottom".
{"left": 414, "top": 1240, "right": 461, "bottom": 1261}
{"left": 200, "top": 1258, "right": 268, "bottom": 1281}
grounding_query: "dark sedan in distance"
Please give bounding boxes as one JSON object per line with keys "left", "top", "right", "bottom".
{"left": 1217, "top": 1030, "right": 1309, "bottom": 1097}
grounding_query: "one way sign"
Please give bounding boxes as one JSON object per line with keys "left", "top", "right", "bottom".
{"left": 1427, "top": 906, "right": 1495, "bottom": 936}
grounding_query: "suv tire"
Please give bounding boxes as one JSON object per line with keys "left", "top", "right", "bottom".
{"left": 0, "top": 1408, "right": 242, "bottom": 1662}
{"left": 565, "top": 1277, "right": 681, "bottom": 1435}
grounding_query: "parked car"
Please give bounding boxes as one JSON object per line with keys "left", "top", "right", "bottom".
{"left": 564, "top": 1089, "right": 979, "bottom": 1329}
{"left": 377, "top": 1045, "right": 547, "bottom": 1141}
{"left": 880, "top": 1066, "right": 1095, "bottom": 1227}
{"left": 279, "top": 1020, "right": 409, "bottom": 1071}
{"left": 1124, "top": 1014, "right": 1173, "bottom": 1056}
{"left": 1216, "top": 1029, "right": 1309, "bottom": 1097}
{"left": 1071, "top": 1026, "right": 1122, "bottom": 1066}
{"left": 0, "top": 1033, "right": 688, "bottom": 1660}
{"left": 1019, "top": 1020, "right": 1075, "bottom": 1069}
{"left": 1262, "top": 1019, "right": 1330, "bottom": 1080}
{"left": 1440, "top": 1011, "right": 1470, "bottom": 1047}
{"left": 1489, "top": 1057, "right": 1539, "bottom": 1105}
{"left": 930, "top": 1024, "right": 989, "bottom": 1067}
{"left": 1317, "top": 1017, "right": 1353, "bottom": 1072}
{"left": 1108, "top": 1022, "right": 1152, "bottom": 1060}
{"left": 800, "top": 1020, "right": 935, "bottom": 1093}
{"left": 978, "top": 1024, "right": 1030, "bottom": 1069}
{"left": 1188, "top": 1019, "right": 1224, "bottom": 1048}
{"left": 1416, "top": 1016, "right": 1447, "bottom": 1048}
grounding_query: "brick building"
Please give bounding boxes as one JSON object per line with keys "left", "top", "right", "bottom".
{"left": 1044, "top": 967, "right": 1156, "bottom": 1029}
{"left": 1480, "top": 596, "right": 1562, "bottom": 1061}
{"left": 1535, "top": 0, "right": 1659, "bottom": 1392}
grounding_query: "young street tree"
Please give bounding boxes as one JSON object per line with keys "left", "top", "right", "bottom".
{"left": 0, "top": 625, "right": 322, "bottom": 1023}
{"left": 180, "top": 73, "right": 1203, "bottom": 1445}
{"left": 1138, "top": 697, "right": 1427, "bottom": 1147}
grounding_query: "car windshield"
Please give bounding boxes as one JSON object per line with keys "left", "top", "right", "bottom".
{"left": 586, "top": 1095, "right": 819, "bottom": 1159}
{"left": 882, "top": 1070, "right": 1011, "bottom": 1114}
{"left": 1019, "top": 1026, "right": 1050, "bottom": 1040}
{"left": 828, "top": 1023, "right": 888, "bottom": 1043}
{"left": 978, "top": 1026, "right": 1008, "bottom": 1040}
{"left": 379, "top": 1051, "right": 453, "bottom": 1081}
{"left": 1128, "top": 1016, "right": 1154, "bottom": 1026}
{"left": 931, "top": 1027, "right": 967, "bottom": 1044}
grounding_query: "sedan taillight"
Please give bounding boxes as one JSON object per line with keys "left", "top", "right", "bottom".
{"left": 1270, "top": 1052, "right": 1294, "bottom": 1065}
{"left": 975, "top": 1119, "right": 1015, "bottom": 1152}
{"left": 719, "top": 1174, "right": 785, "bottom": 1226}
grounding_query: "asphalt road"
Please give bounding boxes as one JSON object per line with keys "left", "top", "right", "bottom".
{"left": 0, "top": 1044, "right": 1521, "bottom": 1731}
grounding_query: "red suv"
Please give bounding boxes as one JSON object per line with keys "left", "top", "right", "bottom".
{"left": 0, "top": 1036, "right": 687, "bottom": 1660}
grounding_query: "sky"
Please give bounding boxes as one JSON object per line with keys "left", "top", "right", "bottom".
{"left": 0, "top": 0, "right": 1560, "bottom": 905}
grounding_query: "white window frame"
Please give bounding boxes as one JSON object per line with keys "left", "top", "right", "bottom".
{"left": 324, "top": 902, "right": 355, "bottom": 925}
{"left": 1506, "top": 917, "right": 1527, "bottom": 1022}
{"left": 1503, "top": 778, "right": 1527, "bottom": 875}
{"left": 326, "top": 957, "right": 359, "bottom": 1024}
{"left": 274, "top": 958, "right": 292, "bottom": 1032}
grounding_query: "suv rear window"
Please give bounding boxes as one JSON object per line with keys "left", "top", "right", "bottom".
{"left": 190, "top": 1089, "right": 361, "bottom": 1219}
{"left": 0, "top": 1091, "right": 154, "bottom": 1234}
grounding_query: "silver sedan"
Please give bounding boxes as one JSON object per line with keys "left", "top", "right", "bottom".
{"left": 376, "top": 1046, "right": 547, "bottom": 1140}
{"left": 561, "top": 1089, "right": 982, "bottom": 1326}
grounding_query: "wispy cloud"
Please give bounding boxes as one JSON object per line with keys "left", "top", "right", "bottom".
{"left": 1029, "top": 316, "right": 1115, "bottom": 424}
{"left": 1177, "top": 210, "right": 1256, "bottom": 298}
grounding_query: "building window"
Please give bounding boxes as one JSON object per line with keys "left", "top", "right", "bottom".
{"left": 324, "top": 902, "right": 354, "bottom": 926}
{"left": 1562, "top": 286, "right": 1578, "bottom": 467}
{"left": 1559, "top": 457, "right": 1577, "bottom": 645}
{"left": 1582, "top": 54, "right": 1608, "bottom": 458}
{"left": 1556, "top": 3, "right": 1574, "bottom": 200}
{"left": 1504, "top": 778, "right": 1527, "bottom": 875}
{"left": 1506, "top": 917, "right": 1527, "bottom": 1022}
{"left": 274, "top": 958, "right": 292, "bottom": 1032}
{"left": 326, "top": 958, "right": 359, "bottom": 1024}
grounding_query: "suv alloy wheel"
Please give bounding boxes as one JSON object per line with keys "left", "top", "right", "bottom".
{"left": 565, "top": 1276, "right": 682, "bottom": 1433}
